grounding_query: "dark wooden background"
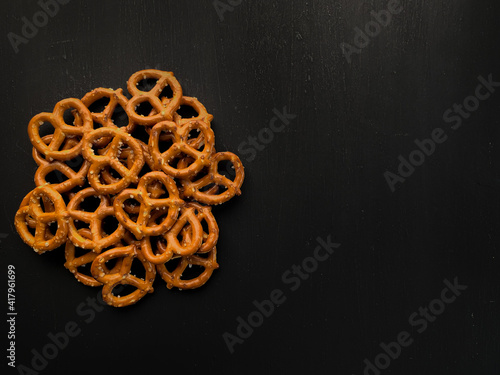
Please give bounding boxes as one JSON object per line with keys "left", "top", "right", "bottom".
{"left": 1, "top": 1, "right": 500, "bottom": 374}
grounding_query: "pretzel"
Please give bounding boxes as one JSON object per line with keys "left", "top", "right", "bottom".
{"left": 148, "top": 120, "right": 215, "bottom": 178}
{"left": 156, "top": 247, "right": 219, "bottom": 290}
{"left": 91, "top": 244, "right": 155, "bottom": 307}
{"left": 81, "top": 87, "right": 135, "bottom": 134}
{"left": 180, "top": 152, "right": 244, "bottom": 205}
{"left": 173, "top": 96, "right": 214, "bottom": 126}
{"left": 28, "top": 98, "right": 93, "bottom": 161}
{"left": 67, "top": 187, "right": 125, "bottom": 253}
{"left": 113, "top": 171, "right": 184, "bottom": 239}
{"left": 33, "top": 135, "right": 89, "bottom": 193}
{"left": 82, "top": 127, "right": 145, "bottom": 194}
{"left": 64, "top": 228, "right": 123, "bottom": 287}
{"left": 140, "top": 204, "right": 203, "bottom": 264}
{"left": 15, "top": 185, "right": 69, "bottom": 253}
{"left": 126, "top": 69, "right": 183, "bottom": 125}
{"left": 180, "top": 202, "right": 219, "bottom": 253}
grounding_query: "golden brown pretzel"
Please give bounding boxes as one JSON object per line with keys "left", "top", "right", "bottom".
{"left": 81, "top": 87, "right": 135, "bottom": 134}
{"left": 82, "top": 127, "right": 145, "bottom": 194}
{"left": 140, "top": 204, "right": 204, "bottom": 264}
{"left": 14, "top": 185, "right": 69, "bottom": 253}
{"left": 126, "top": 69, "right": 183, "bottom": 125}
{"left": 64, "top": 228, "right": 123, "bottom": 287}
{"left": 173, "top": 96, "right": 214, "bottom": 126}
{"left": 113, "top": 171, "right": 184, "bottom": 239}
{"left": 28, "top": 98, "right": 93, "bottom": 161}
{"left": 180, "top": 202, "right": 219, "bottom": 253}
{"left": 148, "top": 120, "right": 215, "bottom": 178}
{"left": 91, "top": 244, "right": 155, "bottom": 307}
{"left": 156, "top": 247, "right": 219, "bottom": 290}
{"left": 180, "top": 151, "right": 245, "bottom": 205}
{"left": 33, "top": 135, "right": 89, "bottom": 193}
{"left": 67, "top": 187, "right": 125, "bottom": 253}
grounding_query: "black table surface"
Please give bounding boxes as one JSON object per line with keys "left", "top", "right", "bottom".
{"left": 2, "top": 1, "right": 500, "bottom": 374}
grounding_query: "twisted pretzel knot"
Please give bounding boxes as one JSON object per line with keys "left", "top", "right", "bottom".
{"left": 28, "top": 98, "right": 93, "bottom": 161}
{"left": 81, "top": 88, "right": 135, "bottom": 134}
{"left": 91, "top": 244, "right": 155, "bottom": 307}
{"left": 67, "top": 187, "right": 125, "bottom": 253}
{"left": 82, "top": 127, "right": 145, "bottom": 194}
{"left": 113, "top": 172, "right": 184, "bottom": 239}
{"left": 156, "top": 247, "right": 219, "bottom": 290}
{"left": 180, "top": 151, "right": 245, "bottom": 205}
{"left": 126, "top": 69, "right": 183, "bottom": 125}
{"left": 33, "top": 135, "right": 89, "bottom": 193}
{"left": 64, "top": 228, "right": 124, "bottom": 287}
{"left": 15, "top": 69, "right": 244, "bottom": 307}
{"left": 149, "top": 120, "right": 215, "bottom": 178}
{"left": 15, "top": 185, "right": 69, "bottom": 253}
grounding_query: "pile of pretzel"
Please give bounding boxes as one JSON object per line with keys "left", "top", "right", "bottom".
{"left": 14, "top": 69, "right": 244, "bottom": 307}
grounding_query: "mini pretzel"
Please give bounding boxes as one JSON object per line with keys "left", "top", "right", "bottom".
{"left": 173, "top": 96, "right": 214, "bottom": 126}
{"left": 67, "top": 187, "right": 125, "bottom": 253}
{"left": 113, "top": 171, "right": 184, "bottom": 239}
{"left": 148, "top": 120, "right": 215, "bottom": 178}
{"left": 82, "top": 127, "right": 145, "bottom": 194}
{"left": 140, "top": 204, "right": 203, "bottom": 264}
{"left": 156, "top": 247, "right": 219, "bottom": 290}
{"left": 91, "top": 244, "right": 155, "bottom": 307}
{"left": 33, "top": 135, "right": 89, "bottom": 193}
{"left": 180, "top": 152, "right": 244, "bottom": 205}
{"left": 28, "top": 98, "right": 93, "bottom": 161}
{"left": 64, "top": 228, "right": 123, "bottom": 287}
{"left": 14, "top": 185, "right": 69, "bottom": 253}
{"left": 81, "top": 88, "right": 135, "bottom": 134}
{"left": 180, "top": 202, "right": 219, "bottom": 253}
{"left": 126, "top": 69, "right": 183, "bottom": 125}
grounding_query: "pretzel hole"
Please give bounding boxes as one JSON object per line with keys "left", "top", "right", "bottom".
{"left": 164, "top": 256, "right": 182, "bottom": 272}
{"left": 80, "top": 195, "right": 101, "bottom": 212}
{"left": 130, "top": 124, "right": 150, "bottom": 144}
{"left": 101, "top": 215, "right": 119, "bottom": 236}
{"left": 180, "top": 262, "right": 205, "bottom": 280}
{"left": 73, "top": 220, "right": 90, "bottom": 231}
{"left": 217, "top": 160, "right": 237, "bottom": 181}
{"left": 106, "top": 167, "right": 123, "bottom": 180}
{"left": 72, "top": 243, "right": 92, "bottom": 259}
{"left": 136, "top": 78, "right": 158, "bottom": 92}
{"left": 76, "top": 263, "right": 93, "bottom": 277}
{"left": 63, "top": 108, "right": 78, "bottom": 126}
{"left": 111, "top": 105, "right": 129, "bottom": 127}
{"left": 135, "top": 101, "right": 153, "bottom": 116}
{"left": 38, "top": 121, "right": 55, "bottom": 137}
{"left": 112, "top": 283, "right": 138, "bottom": 297}
{"left": 199, "top": 183, "right": 218, "bottom": 193}
{"left": 92, "top": 121, "right": 103, "bottom": 129}
{"left": 103, "top": 257, "right": 119, "bottom": 270}
{"left": 123, "top": 198, "right": 141, "bottom": 214}
{"left": 65, "top": 154, "right": 84, "bottom": 171}
{"left": 129, "top": 258, "right": 146, "bottom": 279}
{"left": 46, "top": 221, "right": 59, "bottom": 236}
{"left": 158, "top": 136, "right": 174, "bottom": 153}
{"left": 88, "top": 97, "right": 111, "bottom": 114}
{"left": 177, "top": 105, "right": 198, "bottom": 119}
{"left": 159, "top": 85, "right": 174, "bottom": 99}
{"left": 45, "top": 170, "right": 68, "bottom": 185}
